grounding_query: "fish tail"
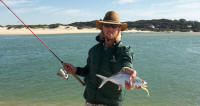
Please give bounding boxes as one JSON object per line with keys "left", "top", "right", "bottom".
{"left": 96, "top": 74, "right": 108, "bottom": 88}
{"left": 141, "top": 86, "right": 150, "bottom": 96}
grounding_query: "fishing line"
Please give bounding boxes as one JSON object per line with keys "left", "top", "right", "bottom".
{"left": 0, "top": 0, "right": 85, "bottom": 86}
{"left": 0, "top": 0, "right": 63, "bottom": 63}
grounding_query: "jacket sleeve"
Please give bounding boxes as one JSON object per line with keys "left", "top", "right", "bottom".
{"left": 75, "top": 53, "right": 90, "bottom": 77}
{"left": 117, "top": 46, "right": 134, "bottom": 69}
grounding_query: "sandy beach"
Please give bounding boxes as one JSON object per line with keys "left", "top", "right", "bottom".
{"left": 0, "top": 25, "right": 151, "bottom": 35}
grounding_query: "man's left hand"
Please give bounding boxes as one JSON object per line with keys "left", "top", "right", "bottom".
{"left": 122, "top": 67, "right": 138, "bottom": 90}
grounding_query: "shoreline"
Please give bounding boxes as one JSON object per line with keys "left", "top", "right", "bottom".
{"left": 0, "top": 26, "right": 151, "bottom": 35}
{"left": 1, "top": 26, "right": 199, "bottom": 35}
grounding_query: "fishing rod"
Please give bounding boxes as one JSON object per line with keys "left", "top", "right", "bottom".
{"left": 0, "top": 0, "right": 85, "bottom": 86}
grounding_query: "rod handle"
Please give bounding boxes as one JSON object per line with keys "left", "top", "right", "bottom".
{"left": 72, "top": 73, "right": 85, "bottom": 86}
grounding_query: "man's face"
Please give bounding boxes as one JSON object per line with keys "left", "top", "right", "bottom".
{"left": 102, "top": 23, "right": 121, "bottom": 40}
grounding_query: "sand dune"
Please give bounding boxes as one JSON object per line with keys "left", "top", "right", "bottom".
{"left": 0, "top": 25, "right": 151, "bottom": 35}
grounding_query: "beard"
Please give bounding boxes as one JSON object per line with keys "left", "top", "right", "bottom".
{"left": 104, "top": 32, "right": 117, "bottom": 40}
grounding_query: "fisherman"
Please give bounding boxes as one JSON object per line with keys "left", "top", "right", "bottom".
{"left": 62, "top": 11, "right": 137, "bottom": 106}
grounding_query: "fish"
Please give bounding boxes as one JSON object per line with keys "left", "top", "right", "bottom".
{"left": 96, "top": 71, "right": 150, "bottom": 96}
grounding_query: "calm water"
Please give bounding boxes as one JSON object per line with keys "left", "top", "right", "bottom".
{"left": 0, "top": 32, "right": 200, "bottom": 106}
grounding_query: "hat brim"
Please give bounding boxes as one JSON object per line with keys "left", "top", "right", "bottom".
{"left": 96, "top": 20, "right": 127, "bottom": 31}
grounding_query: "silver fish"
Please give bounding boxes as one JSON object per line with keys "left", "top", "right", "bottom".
{"left": 96, "top": 72, "right": 150, "bottom": 96}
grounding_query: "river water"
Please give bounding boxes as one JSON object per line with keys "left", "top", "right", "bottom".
{"left": 0, "top": 32, "right": 200, "bottom": 106}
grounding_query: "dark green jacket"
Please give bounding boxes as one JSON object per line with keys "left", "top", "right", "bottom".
{"left": 76, "top": 36, "right": 134, "bottom": 106}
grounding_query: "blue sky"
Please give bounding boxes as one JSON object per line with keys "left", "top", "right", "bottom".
{"left": 0, "top": 0, "right": 200, "bottom": 25}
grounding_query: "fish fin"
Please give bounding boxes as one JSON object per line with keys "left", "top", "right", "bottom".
{"left": 141, "top": 86, "right": 150, "bottom": 96}
{"left": 96, "top": 74, "right": 107, "bottom": 80}
{"left": 96, "top": 74, "right": 109, "bottom": 88}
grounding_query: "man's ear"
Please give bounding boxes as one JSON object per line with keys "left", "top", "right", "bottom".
{"left": 118, "top": 27, "right": 121, "bottom": 31}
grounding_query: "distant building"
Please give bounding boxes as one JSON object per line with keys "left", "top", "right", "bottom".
{"left": 149, "top": 24, "right": 155, "bottom": 28}
{"left": 187, "top": 25, "right": 192, "bottom": 28}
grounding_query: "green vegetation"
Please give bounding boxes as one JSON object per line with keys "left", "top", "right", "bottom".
{"left": 4, "top": 23, "right": 63, "bottom": 29}
{"left": 68, "top": 19, "right": 200, "bottom": 32}
{"left": 5, "top": 25, "right": 47, "bottom": 29}
{"left": 6, "top": 25, "right": 24, "bottom": 29}
{"left": 68, "top": 21, "right": 96, "bottom": 28}
{"left": 29, "top": 25, "right": 48, "bottom": 29}
{"left": 2, "top": 19, "right": 200, "bottom": 32}
{"left": 48, "top": 23, "right": 63, "bottom": 29}
{"left": 29, "top": 23, "right": 63, "bottom": 29}
{"left": 126, "top": 19, "right": 200, "bottom": 32}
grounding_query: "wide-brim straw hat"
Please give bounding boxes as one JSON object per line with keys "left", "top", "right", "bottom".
{"left": 96, "top": 11, "right": 127, "bottom": 31}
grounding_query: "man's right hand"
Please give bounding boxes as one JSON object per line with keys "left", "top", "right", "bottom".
{"left": 62, "top": 62, "right": 76, "bottom": 74}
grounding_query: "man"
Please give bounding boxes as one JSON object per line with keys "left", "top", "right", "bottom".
{"left": 62, "top": 11, "right": 137, "bottom": 106}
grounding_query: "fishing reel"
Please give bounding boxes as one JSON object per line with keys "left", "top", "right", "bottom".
{"left": 57, "top": 68, "right": 69, "bottom": 80}
{"left": 57, "top": 68, "right": 85, "bottom": 86}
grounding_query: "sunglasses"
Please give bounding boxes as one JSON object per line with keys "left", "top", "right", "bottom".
{"left": 103, "top": 23, "right": 120, "bottom": 29}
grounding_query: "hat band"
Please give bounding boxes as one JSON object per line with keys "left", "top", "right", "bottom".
{"left": 101, "top": 20, "right": 121, "bottom": 24}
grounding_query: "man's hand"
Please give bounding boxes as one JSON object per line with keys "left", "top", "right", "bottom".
{"left": 62, "top": 62, "right": 76, "bottom": 74}
{"left": 122, "top": 67, "right": 139, "bottom": 90}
